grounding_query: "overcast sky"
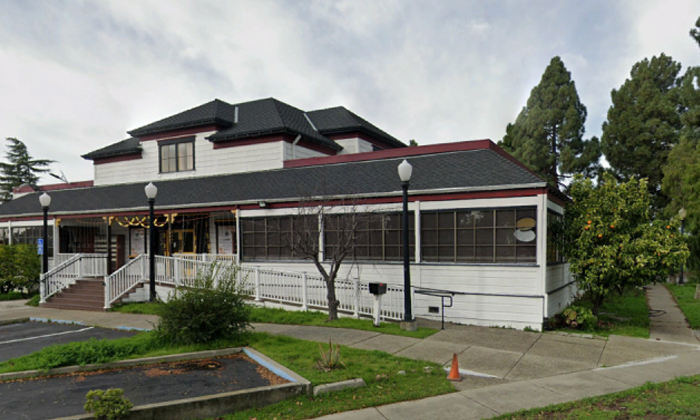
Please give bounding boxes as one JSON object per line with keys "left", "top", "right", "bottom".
{"left": 1, "top": 0, "right": 699, "bottom": 184}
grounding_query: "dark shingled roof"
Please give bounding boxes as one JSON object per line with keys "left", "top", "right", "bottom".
{"left": 0, "top": 149, "right": 545, "bottom": 218}
{"left": 128, "top": 99, "right": 236, "bottom": 137}
{"left": 207, "top": 98, "right": 342, "bottom": 151}
{"left": 86, "top": 98, "right": 407, "bottom": 159}
{"left": 306, "top": 107, "right": 405, "bottom": 148}
{"left": 82, "top": 138, "right": 141, "bottom": 160}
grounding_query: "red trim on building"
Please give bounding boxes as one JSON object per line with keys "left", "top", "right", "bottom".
{"left": 93, "top": 154, "right": 143, "bottom": 165}
{"left": 212, "top": 134, "right": 287, "bottom": 149}
{"left": 212, "top": 134, "right": 338, "bottom": 155}
{"left": 284, "top": 139, "right": 493, "bottom": 168}
{"left": 547, "top": 191, "right": 567, "bottom": 207}
{"left": 12, "top": 181, "right": 94, "bottom": 194}
{"left": 137, "top": 124, "right": 223, "bottom": 142}
{"left": 238, "top": 188, "right": 547, "bottom": 210}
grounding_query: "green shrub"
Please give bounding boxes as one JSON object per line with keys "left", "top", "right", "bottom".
{"left": 155, "top": 264, "right": 250, "bottom": 345}
{"left": 84, "top": 388, "right": 133, "bottom": 420}
{"left": 25, "top": 294, "right": 40, "bottom": 306}
{"left": 562, "top": 305, "right": 598, "bottom": 332}
{"left": 0, "top": 244, "right": 40, "bottom": 295}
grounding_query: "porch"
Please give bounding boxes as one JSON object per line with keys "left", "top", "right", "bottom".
{"left": 39, "top": 253, "right": 407, "bottom": 321}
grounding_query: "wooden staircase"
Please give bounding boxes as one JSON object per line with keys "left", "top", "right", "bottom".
{"left": 41, "top": 278, "right": 106, "bottom": 312}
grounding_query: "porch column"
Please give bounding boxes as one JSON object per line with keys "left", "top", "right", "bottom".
{"left": 106, "top": 217, "right": 113, "bottom": 275}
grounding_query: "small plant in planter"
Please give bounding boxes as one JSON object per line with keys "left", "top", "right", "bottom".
{"left": 562, "top": 305, "right": 598, "bottom": 332}
{"left": 84, "top": 388, "right": 133, "bottom": 420}
{"left": 316, "top": 339, "right": 346, "bottom": 372}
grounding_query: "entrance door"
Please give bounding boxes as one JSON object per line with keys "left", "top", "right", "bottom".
{"left": 171, "top": 229, "right": 196, "bottom": 254}
{"left": 115, "top": 235, "right": 126, "bottom": 270}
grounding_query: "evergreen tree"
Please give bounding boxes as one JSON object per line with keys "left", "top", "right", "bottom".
{"left": 601, "top": 53, "right": 682, "bottom": 210}
{"left": 499, "top": 56, "right": 600, "bottom": 190}
{"left": 0, "top": 138, "right": 54, "bottom": 202}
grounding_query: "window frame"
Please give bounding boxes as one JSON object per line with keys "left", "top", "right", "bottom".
{"left": 158, "top": 136, "right": 195, "bottom": 174}
{"left": 420, "top": 206, "right": 538, "bottom": 265}
{"left": 323, "top": 212, "right": 415, "bottom": 262}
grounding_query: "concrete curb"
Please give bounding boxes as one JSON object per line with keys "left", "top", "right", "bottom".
{"left": 0, "top": 317, "right": 28, "bottom": 326}
{"left": 4, "top": 347, "right": 311, "bottom": 420}
{"left": 313, "top": 378, "right": 366, "bottom": 396}
{"left": 0, "top": 347, "right": 245, "bottom": 382}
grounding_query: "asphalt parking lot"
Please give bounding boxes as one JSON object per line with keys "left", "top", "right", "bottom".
{"left": 0, "top": 320, "right": 136, "bottom": 363}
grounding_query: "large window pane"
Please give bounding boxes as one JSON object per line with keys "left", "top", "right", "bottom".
{"left": 421, "top": 208, "right": 536, "bottom": 264}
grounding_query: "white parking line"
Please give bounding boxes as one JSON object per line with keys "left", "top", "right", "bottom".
{"left": 0, "top": 327, "right": 95, "bottom": 345}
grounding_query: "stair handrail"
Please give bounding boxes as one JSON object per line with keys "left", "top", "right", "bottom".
{"left": 104, "top": 254, "right": 147, "bottom": 309}
{"left": 40, "top": 253, "right": 82, "bottom": 303}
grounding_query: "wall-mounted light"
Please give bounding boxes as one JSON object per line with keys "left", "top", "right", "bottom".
{"left": 258, "top": 201, "right": 267, "bottom": 208}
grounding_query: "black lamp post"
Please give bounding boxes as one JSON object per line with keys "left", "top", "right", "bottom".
{"left": 398, "top": 159, "right": 416, "bottom": 331}
{"left": 145, "top": 182, "right": 157, "bottom": 301}
{"left": 39, "top": 192, "right": 51, "bottom": 276}
{"left": 679, "top": 207, "right": 687, "bottom": 285}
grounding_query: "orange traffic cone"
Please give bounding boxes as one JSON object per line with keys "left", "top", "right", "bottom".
{"left": 447, "top": 353, "right": 461, "bottom": 382}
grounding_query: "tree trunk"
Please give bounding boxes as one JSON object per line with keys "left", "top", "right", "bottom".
{"left": 325, "top": 276, "right": 340, "bottom": 321}
{"left": 591, "top": 293, "right": 605, "bottom": 316}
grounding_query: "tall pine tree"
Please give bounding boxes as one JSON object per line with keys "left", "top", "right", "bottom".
{"left": 601, "top": 53, "right": 682, "bottom": 210}
{"left": 0, "top": 138, "right": 54, "bottom": 202}
{"left": 500, "top": 56, "right": 600, "bottom": 190}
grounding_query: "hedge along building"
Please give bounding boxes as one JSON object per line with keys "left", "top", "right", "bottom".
{"left": 0, "top": 97, "right": 573, "bottom": 330}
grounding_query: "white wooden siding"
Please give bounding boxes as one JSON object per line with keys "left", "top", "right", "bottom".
{"left": 336, "top": 138, "right": 374, "bottom": 154}
{"left": 545, "top": 263, "right": 575, "bottom": 317}
{"left": 282, "top": 142, "right": 329, "bottom": 160}
{"left": 94, "top": 133, "right": 286, "bottom": 185}
{"left": 239, "top": 260, "right": 543, "bottom": 330}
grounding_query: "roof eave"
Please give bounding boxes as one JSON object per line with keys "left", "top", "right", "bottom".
{"left": 81, "top": 148, "right": 142, "bottom": 161}
{"left": 128, "top": 118, "right": 233, "bottom": 137}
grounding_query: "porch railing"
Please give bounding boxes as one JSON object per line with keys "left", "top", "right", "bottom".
{"left": 102, "top": 254, "right": 406, "bottom": 320}
{"left": 40, "top": 253, "right": 108, "bottom": 303}
{"left": 241, "top": 266, "right": 406, "bottom": 321}
{"left": 172, "top": 253, "right": 239, "bottom": 265}
{"left": 104, "top": 254, "right": 147, "bottom": 308}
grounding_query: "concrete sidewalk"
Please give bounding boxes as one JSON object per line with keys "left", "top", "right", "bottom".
{"left": 3, "top": 288, "right": 700, "bottom": 420}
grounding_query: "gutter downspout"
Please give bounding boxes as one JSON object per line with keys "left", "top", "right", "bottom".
{"left": 291, "top": 135, "right": 302, "bottom": 160}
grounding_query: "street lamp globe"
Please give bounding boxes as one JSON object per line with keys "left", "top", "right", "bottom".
{"left": 144, "top": 182, "right": 158, "bottom": 200}
{"left": 679, "top": 207, "right": 687, "bottom": 220}
{"left": 39, "top": 192, "right": 51, "bottom": 208}
{"left": 398, "top": 159, "right": 413, "bottom": 183}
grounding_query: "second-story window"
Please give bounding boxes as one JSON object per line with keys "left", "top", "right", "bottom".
{"left": 160, "top": 137, "right": 194, "bottom": 173}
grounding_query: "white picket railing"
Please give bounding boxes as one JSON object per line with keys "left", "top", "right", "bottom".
{"left": 104, "top": 254, "right": 147, "bottom": 308}
{"left": 243, "top": 266, "right": 406, "bottom": 321}
{"left": 101, "top": 253, "right": 405, "bottom": 320}
{"left": 40, "top": 253, "right": 108, "bottom": 303}
{"left": 172, "top": 253, "right": 238, "bottom": 265}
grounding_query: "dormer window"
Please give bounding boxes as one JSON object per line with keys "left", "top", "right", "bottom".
{"left": 160, "top": 137, "right": 194, "bottom": 173}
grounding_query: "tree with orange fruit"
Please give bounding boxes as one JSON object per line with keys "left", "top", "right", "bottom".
{"left": 564, "top": 173, "right": 688, "bottom": 314}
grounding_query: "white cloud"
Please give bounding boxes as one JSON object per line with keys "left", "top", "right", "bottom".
{"left": 0, "top": 0, "right": 699, "bottom": 185}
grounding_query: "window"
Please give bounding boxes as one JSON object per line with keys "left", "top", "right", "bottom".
{"left": 421, "top": 207, "right": 537, "bottom": 264}
{"left": 159, "top": 137, "right": 194, "bottom": 173}
{"left": 547, "top": 211, "right": 565, "bottom": 264}
{"left": 241, "top": 216, "right": 317, "bottom": 261}
{"left": 12, "top": 226, "right": 54, "bottom": 255}
{"left": 324, "top": 212, "right": 414, "bottom": 261}
{"left": 0, "top": 228, "right": 8, "bottom": 245}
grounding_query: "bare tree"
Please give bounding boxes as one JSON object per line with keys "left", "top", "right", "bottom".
{"left": 273, "top": 198, "right": 372, "bottom": 321}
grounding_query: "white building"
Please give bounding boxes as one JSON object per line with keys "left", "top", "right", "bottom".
{"left": 0, "top": 97, "right": 574, "bottom": 330}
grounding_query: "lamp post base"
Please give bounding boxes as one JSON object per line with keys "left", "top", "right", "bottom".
{"left": 400, "top": 320, "right": 418, "bottom": 332}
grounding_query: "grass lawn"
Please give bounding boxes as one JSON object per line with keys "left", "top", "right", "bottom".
{"left": 666, "top": 284, "right": 700, "bottom": 329}
{"left": 113, "top": 302, "right": 437, "bottom": 339}
{"left": 553, "top": 288, "right": 650, "bottom": 338}
{"left": 0, "top": 331, "right": 454, "bottom": 419}
{"left": 492, "top": 375, "right": 700, "bottom": 419}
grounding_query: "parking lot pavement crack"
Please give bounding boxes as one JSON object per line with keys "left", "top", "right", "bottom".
{"left": 503, "top": 333, "right": 542, "bottom": 379}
